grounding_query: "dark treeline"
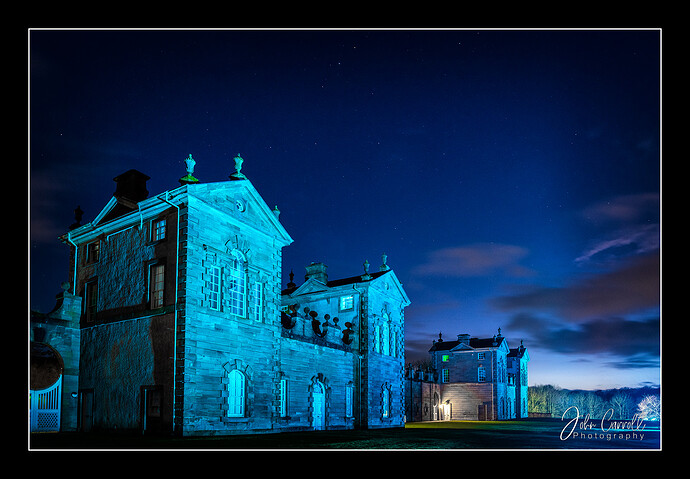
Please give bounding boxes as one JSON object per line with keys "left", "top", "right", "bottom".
{"left": 529, "top": 384, "right": 661, "bottom": 420}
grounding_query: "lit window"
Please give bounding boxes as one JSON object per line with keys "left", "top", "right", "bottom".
{"left": 478, "top": 352, "right": 485, "bottom": 360}
{"left": 279, "top": 378, "right": 288, "bottom": 417}
{"left": 150, "top": 263, "right": 165, "bottom": 308}
{"left": 208, "top": 266, "right": 221, "bottom": 311}
{"left": 346, "top": 384, "right": 353, "bottom": 418}
{"left": 442, "top": 354, "right": 450, "bottom": 362}
{"left": 228, "top": 257, "right": 246, "bottom": 317}
{"left": 228, "top": 369, "right": 246, "bottom": 417}
{"left": 478, "top": 367, "right": 486, "bottom": 382}
{"left": 442, "top": 369, "right": 449, "bottom": 383}
{"left": 152, "top": 219, "right": 166, "bottom": 241}
{"left": 253, "top": 282, "right": 263, "bottom": 320}
{"left": 86, "top": 241, "right": 100, "bottom": 263}
{"left": 339, "top": 295, "right": 354, "bottom": 311}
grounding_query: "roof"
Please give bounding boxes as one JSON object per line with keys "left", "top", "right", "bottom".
{"left": 508, "top": 346, "right": 527, "bottom": 358}
{"left": 281, "top": 270, "right": 389, "bottom": 295}
{"left": 428, "top": 336, "right": 506, "bottom": 352}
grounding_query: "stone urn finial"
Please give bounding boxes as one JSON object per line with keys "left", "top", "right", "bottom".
{"left": 230, "top": 153, "right": 247, "bottom": 180}
{"left": 179, "top": 154, "right": 199, "bottom": 185}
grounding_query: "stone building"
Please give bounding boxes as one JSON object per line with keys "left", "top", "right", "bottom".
{"left": 29, "top": 285, "right": 82, "bottom": 432}
{"left": 405, "top": 330, "right": 529, "bottom": 421}
{"left": 29, "top": 154, "right": 410, "bottom": 436}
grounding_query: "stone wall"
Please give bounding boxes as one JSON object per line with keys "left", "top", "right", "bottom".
{"left": 178, "top": 187, "right": 286, "bottom": 436}
{"left": 30, "top": 289, "right": 82, "bottom": 431}
{"left": 78, "top": 313, "right": 174, "bottom": 430}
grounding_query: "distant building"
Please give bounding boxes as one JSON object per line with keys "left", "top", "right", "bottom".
{"left": 405, "top": 330, "right": 529, "bottom": 421}
{"left": 29, "top": 154, "right": 410, "bottom": 436}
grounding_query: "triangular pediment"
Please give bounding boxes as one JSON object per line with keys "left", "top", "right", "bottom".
{"left": 188, "top": 180, "right": 293, "bottom": 246}
{"left": 370, "top": 270, "right": 410, "bottom": 306}
{"left": 450, "top": 342, "right": 475, "bottom": 352}
{"left": 92, "top": 196, "right": 141, "bottom": 226}
{"left": 289, "top": 278, "right": 329, "bottom": 296}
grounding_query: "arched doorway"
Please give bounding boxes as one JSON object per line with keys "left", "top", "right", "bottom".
{"left": 311, "top": 380, "right": 326, "bottom": 430}
{"left": 30, "top": 342, "right": 63, "bottom": 432}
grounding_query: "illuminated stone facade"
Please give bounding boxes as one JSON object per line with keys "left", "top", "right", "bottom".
{"left": 408, "top": 331, "right": 530, "bottom": 421}
{"left": 42, "top": 157, "right": 410, "bottom": 436}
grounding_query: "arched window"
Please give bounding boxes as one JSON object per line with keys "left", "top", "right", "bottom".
{"left": 382, "top": 385, "right": 391, "bottom": 418}
{"left": 227, "top": 369, "right": 245, "bottom": 417}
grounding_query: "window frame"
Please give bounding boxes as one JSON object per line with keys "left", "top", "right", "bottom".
{"left": 345, "top": 384, "right": 354, "bottom": 418}
{"left": 442, "top": 369, "right": 449, "bottom": 383}
{"left": 253, "top": 281, "right": 263, "bottom": 321}
{"left": 208, "top": 265, "right": 222, "bottom": 311}
{"left": 151, "top": 218, "right": 167, "bottom": 242}
{"left": 149, "top": 262, "right": 166, "bottom": 309}
{"left": 381, "top": 321, "right": 390, "bottom": 356}
{"left": 339, "top": 295, "right": 354, "bottom": 312}
{"left": 84, "top": 279, "right": 98, "bottom": 322}
{"left": 478, "top": 366, "right": 486, "bottom": 382}
{"left": 382, "top": 387, "right": 390, "bottom": 418}
{"left": 227, "top": 255, "right": 246, "bottom": 318}
{"left": 279, "top": 377, "right": 288, "bottom": 418}
{"left": 86, "top": 240, "right": 100, "bottom": 264}
{"left": 227, "top": 369, "right": 246, "bottom": 418}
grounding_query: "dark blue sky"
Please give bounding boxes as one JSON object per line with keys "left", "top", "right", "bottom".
{"left": 29, "top": 29, "right": 661, "bottom": 390}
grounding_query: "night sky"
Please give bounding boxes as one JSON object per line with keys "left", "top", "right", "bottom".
{"left": 29, "top": 29, "right": 661, "bottom": 390}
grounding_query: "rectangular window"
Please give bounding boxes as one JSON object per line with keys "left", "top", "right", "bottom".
{"left": 253, "top": 282, "right": 263, "bottom": 320}
{"left": 228, "top": 258, "right": 246, "bottom": 317}
{"left": 478, "top": 367, "right": 486, "bottom": 382}
{"left": 339, "top": 295, "right": 354, "bottom": 311}
{"left": 152, "top": 219, "right": 166, "bottom": 241}
{"left": 442, "top": 354, "right": 450, "bottom": 362}
{"left": 208, "top": 266, "right": 221, "bottom": 311}
{"left": 442, "top": 369, "right": 449, "bottom": 383}
{"left": 84, "top": 280, "right": 98, "bottom": 322}
{"left": 279, "top": 378, "right": 288, "bottom": 417}
{"left": 150, "top": 263, "right": 165, "bottom": 308}
{"left": 346, "top": 384, "right": 353, "bottom": 418}
{"left": 86, "top": 241, "right": 100, "bottom": 263}
{"left": 477, "top": 352, "right": 485, "bottom": 360}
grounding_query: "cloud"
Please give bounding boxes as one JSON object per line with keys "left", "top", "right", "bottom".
{"left": 576, "top": 193, "right": 660, "bottom": 264}
{"left": 413, "top": 243, "right": 533, "bottom": 278}
{"left": 539, "top": 316, "right": 660, "bottom": 357}
{"left": 575, "top": 223, "right": 659, "bottom": 265}
{"left": 581, "top": 193, "right": 659, "bottom": 224}
{"left": 492, "top": 250, "right": 659, "bottom": 321}
{"left": 506, "top": 313, "right": 659, "bottom": 368}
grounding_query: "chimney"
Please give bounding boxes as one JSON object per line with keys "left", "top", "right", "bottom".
{"left": 457, "top": 333, "right": 470, "bottom": 345}
{"left": 305, "top": 262, "right": 328, "bottom": 284}
{"left": 113, "top": 169, "right": 150, "bottom": 202}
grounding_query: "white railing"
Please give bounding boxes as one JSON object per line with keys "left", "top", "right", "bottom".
{"left": 30, "top": 376, "right": 62, "bottom": 432}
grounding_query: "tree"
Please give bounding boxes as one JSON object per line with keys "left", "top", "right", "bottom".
{"left": 637, "top": 394, "right": 660, "bottom": 421}
{"left": 610, "top": 391, "right": 633, "bottom": 419}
